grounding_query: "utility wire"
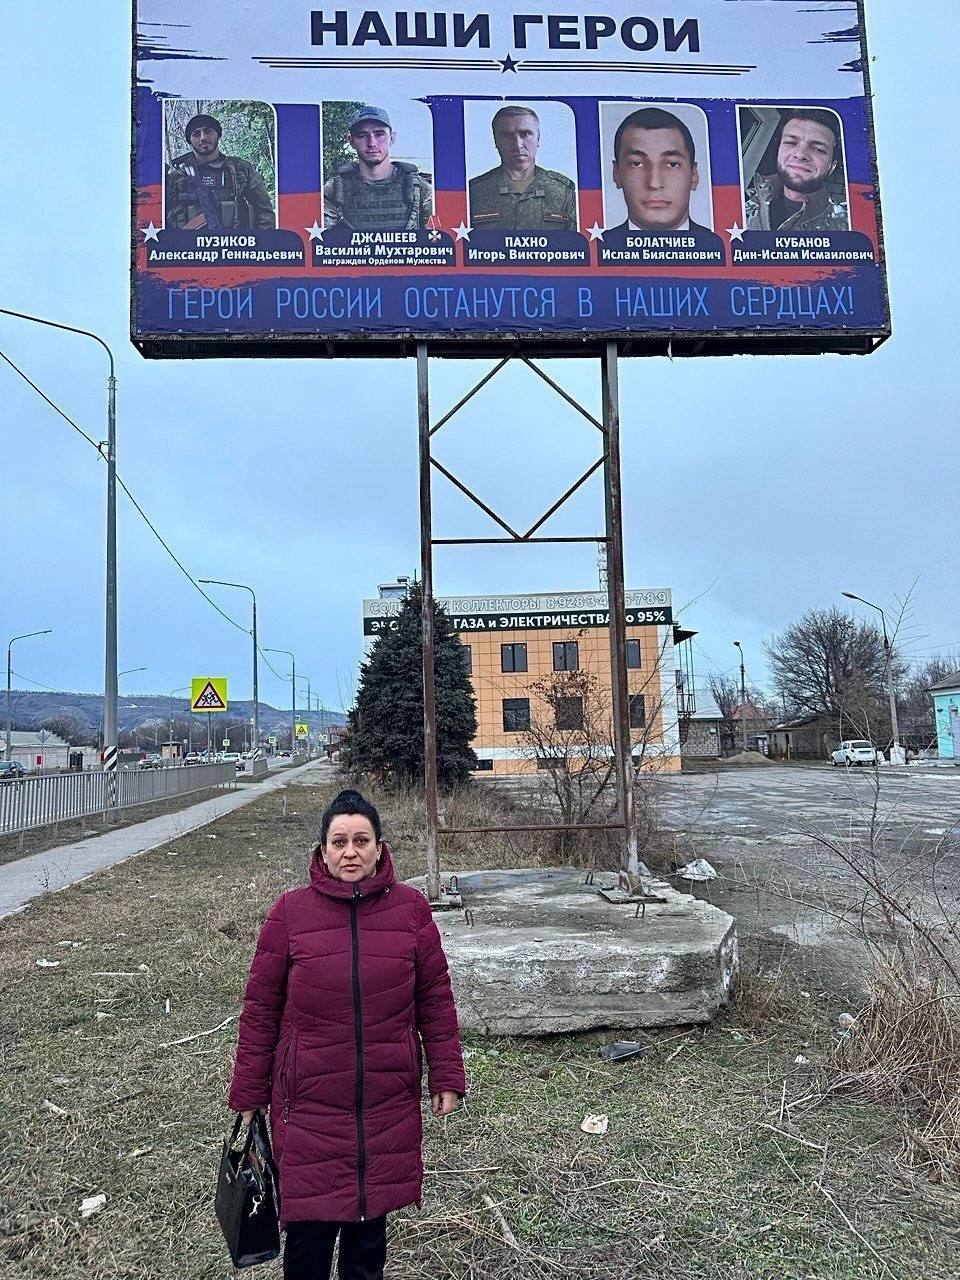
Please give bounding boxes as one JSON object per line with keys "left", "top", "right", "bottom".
{"left": 10, "top": 668, "right": 62, "bottom": 691}
{"left": 0, "top": 349, "right": 101, "bottom": 452}
{"left": 0, "top": 345, "right": 289, "bottom": 671}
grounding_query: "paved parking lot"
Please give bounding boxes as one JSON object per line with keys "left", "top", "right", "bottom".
{"left": 653, "top": 764, "right": 960, "bottom": 991}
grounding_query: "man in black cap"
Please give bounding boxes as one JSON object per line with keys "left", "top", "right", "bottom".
{"left": 323, "top": 106, "right": 433, "bottom": 233}
{"left": 165, "top": 113, "right": 276, "bottom": 231}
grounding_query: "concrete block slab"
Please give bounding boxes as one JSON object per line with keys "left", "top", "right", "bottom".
{"left": 407, "top": 867, "right": 738, "bottom": 1035}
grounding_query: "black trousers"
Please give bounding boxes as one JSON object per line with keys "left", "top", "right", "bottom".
{"left": 284, "top": 1216, "right": 387, "bottom": 1280}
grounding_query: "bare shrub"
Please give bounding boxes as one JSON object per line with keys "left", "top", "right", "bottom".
{"left": 798, "top": 766, "right": 960, "bottom": 1176}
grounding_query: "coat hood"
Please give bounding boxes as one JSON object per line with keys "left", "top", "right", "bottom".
{"left": 309, "top": 840, "right": 398, "bottom": 901}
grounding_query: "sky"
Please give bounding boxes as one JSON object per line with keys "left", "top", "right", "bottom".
{"left": 0, "top": 2, "right": 957, "bottom": 717}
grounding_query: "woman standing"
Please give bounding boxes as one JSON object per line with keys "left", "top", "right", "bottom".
{"left": 229, "top": 789, "right": 466, "bottom": 1279}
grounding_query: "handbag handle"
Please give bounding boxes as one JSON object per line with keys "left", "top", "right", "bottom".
{"left": 228, "top": 1112, "right": 258, "bottom": 1156}
{"left": 228, "top": 1113, "right": 281, "bottom": 1207}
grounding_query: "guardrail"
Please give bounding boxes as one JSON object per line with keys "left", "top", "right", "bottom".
{"left": 0, "top": 762, "right": 236, "bottom": 840}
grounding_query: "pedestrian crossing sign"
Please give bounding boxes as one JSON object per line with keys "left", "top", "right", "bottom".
{"left": 295, "top": 722, "right": 309, "bottom": 739}
{"left": 192, "top": 677, "right": 228, "bottom": 713}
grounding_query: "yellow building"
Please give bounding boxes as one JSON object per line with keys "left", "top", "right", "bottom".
{"left": 363, "top": 585, "right": 689, "bottom": 775}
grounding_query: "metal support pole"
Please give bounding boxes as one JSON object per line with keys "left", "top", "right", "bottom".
{"left": 251, "top": 597, "right": 260, "bottom": 754}
{"left": 601, "top": 344, "right": 642, "bottom": 892}
{"left": 104, "top": 373, "right": 118, "bottom": 803}
{"left": 418, "top": 344, "right": 440, "bottom": 903}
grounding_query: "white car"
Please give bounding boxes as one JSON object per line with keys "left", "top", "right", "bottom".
{"left": 832, "top": 740, "right": 881, "bottom": 767}
{"left": 221, "top": 752, "right": 242, "bottom": 767}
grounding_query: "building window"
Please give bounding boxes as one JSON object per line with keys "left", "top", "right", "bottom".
{"left": 461, "top": 642, "right": 473, "bottom": 676}
{"left": 629, "top": 694, "right": 646, "bottom": 729}
{"left": 501, "top": 643, "right": 528, "bottom": 673}
{"left": 472, "top": 757, "right": 493, "bottom": 771}
{"left": 626, "top": 639, "right": 641, "bottom": 669}
{"left": 553, "top": 641, "right": 579, "bottom": 672}
{"left": 555, "top": 697, "right": 584, "bottom": 731}
{"left": 502, "top": 698, "right": 530, "bottom": 732}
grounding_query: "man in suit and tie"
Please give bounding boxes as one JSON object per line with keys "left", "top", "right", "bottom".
{"left": 605, "top": 107, "right": 718, "bottom": 246}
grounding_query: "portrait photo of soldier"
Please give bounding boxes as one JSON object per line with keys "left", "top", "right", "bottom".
{"left": 602, "top": 105, "right": 715, "bottom": 237}
{"left": 740, "top": 106, "right": 849, "bottom": 233}
{"left": 163, "top": 101, "right": 276, "bottom": 231}
{"left": 322, "top": 105, "right": 433, "bottom": 233}
{"left": 468, "top": 105, "right": 577, "bottom": 233}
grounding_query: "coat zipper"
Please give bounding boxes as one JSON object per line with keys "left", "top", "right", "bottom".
{"left": 282, "top": 1030, "right": 298, "bottom": 1123}
{"left": 350, "top": 884, "right": 367, "bottom": 1220}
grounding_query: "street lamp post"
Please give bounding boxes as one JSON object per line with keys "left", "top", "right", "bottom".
{"left": 112, "top": 667, "right": 147, "bottom": 753}
{"left": 0, "top": 309, "right": 118, "bottom": 779}
{"left": 733, "top": 641, "right": 747, "bottom": 754}
{"left": 842, "top": 591, "right": 902, "bottom": 762}
{"left": 6, "top": 629, "right": 53, "bottom": 760}
{"left": 199, "top": 580, "right": 259, "bottom": 754}
{"left": 313, "top": 692, "right": 324, "bottom": 751}
{"left": 264, "top": 648, "right": 296, "bottom": 755}
{"left": 169, "top": 686, "right": 191, "bottom": 760}
{"left": 296, "top": 675, "right": 312, "bottom": 753}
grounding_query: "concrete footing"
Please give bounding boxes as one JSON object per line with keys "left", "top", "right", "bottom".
{"left": 407, "top": 867, "right": 738, "bottom": 1035}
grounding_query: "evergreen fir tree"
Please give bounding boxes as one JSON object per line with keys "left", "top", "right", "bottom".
{"left": 344, "top": 584, "right": 477, "bottom": 786}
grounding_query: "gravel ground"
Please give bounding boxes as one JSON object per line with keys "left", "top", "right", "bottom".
{"left": 653, "top": 765, "right": 960, "bottom": 994}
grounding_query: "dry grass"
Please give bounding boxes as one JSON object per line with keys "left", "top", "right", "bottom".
{"left": 0, "top": 778, "right": 241, "bottom": 868}
{"left": 0, "top": 775, "right": 958, "bottom": 1277}
{"left": 823, "top": 959, "right": 960, "bottom": 1182}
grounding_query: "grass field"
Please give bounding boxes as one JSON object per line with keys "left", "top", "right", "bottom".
{"left": 1, "top": 777, "right": 957, "bottom": 1279}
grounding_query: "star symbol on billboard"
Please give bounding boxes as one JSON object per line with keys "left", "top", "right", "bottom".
{"left": 305, "top": 220, "right": 324, "bottom": 241}
{"left": 587, "top": 222, "right": 605, "bottom": 242}
{"left": 453, "top": 221, "right": 472, "bottom": 241}
{"left": 726, "top": 221, "right": 745, "bottom": 243}
{"left": 140, "top": 221, "right": 160, "bottom": 242}
{"left": 498, "top": 54, "right": 520, "bottom": 73}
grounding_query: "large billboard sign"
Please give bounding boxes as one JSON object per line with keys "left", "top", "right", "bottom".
{"left": 131, "top": 1, "right": 889, "bottom": 358}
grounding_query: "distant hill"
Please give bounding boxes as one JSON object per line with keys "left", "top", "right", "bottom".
{"left": 7, "top": 690, "right": 346, "bottom": 742}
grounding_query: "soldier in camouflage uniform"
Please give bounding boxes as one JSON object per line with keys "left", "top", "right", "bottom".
{"left": 165, "top": 114, "right": 276, "bottom": 231}
{"left": 468, "top": 106, "right": 577, "bottom": 233}
{"left": 745, "top": 109, "right": 849, "bottom": 233}
{"left": 323, "top": 106, "right": 433, "bottom": 233}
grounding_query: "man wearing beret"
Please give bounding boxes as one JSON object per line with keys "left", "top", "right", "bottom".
{"left": 165, "top": 113, "right": 276, "bottom": 231}
{"left": 323, "top": 106, "right": 434, "bottom": 233}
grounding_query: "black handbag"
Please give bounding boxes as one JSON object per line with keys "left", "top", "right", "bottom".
{"left": 215, "top": 1112, "right": 282, "bottom": 1268}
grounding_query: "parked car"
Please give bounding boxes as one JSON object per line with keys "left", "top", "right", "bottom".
{"left": 832, "top": 740, "right": 881, "bottom": 767}
{"left": 0, "top": 760, "right": 26, "bottom": 781}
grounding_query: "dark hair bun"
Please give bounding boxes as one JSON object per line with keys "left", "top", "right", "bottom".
{"left": 320, "top": 788, "right": 382, "bottom": 846}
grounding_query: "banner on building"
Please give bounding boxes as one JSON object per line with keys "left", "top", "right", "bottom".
{"left": 132, "top": 1, "right": 888, "bottom": 356}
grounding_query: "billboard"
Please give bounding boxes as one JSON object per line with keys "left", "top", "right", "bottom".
{"left": 132, "top": 1, "right": 889, "bottom": 358}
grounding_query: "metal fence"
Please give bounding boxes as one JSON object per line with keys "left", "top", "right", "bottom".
{"left": 0, "top": 762, "right": 236, "bottom": 839}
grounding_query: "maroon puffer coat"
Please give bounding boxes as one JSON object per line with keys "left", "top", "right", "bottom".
{"left": 228, "top": 845, "right": 466, "bottom": 1225}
